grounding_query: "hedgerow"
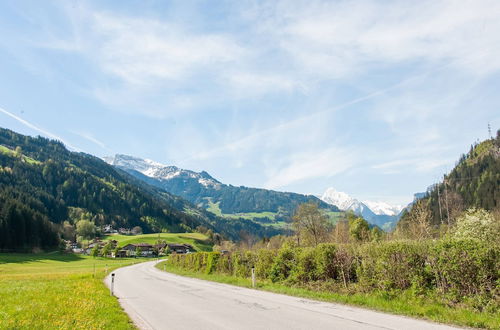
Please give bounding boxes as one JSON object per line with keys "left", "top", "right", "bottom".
{"left": 165, "top": 239, "right": 499, "bottom": 309}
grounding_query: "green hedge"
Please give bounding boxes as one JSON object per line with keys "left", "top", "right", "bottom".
{"left": 166, "top": 239, "right": 499, "bottom": 308}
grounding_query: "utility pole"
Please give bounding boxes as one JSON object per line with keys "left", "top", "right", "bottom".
{"left": 436, "top": 184, "right": 443, "bottom": 225}
{"left": 488, "top": 122, "right": 492, "bottom": 139}
{"left": 443, "top": 176, "right": 451, "bottom": 225}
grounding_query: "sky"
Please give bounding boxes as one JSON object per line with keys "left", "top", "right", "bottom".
{"left": 0, "top": 0, "right": 499, "bottom": 205}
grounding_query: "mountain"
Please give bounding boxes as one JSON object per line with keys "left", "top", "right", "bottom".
{"left": 105, "top": 154, "right": 339, "bottom": 224}
{"left": 320, "top": 187, "right": 404, "bottom": 230}
{"left": 400, "top": 130, "right": 500, "bottom": 228}
{"left": 0, "top": 128, "right": 283, "bottom": 251}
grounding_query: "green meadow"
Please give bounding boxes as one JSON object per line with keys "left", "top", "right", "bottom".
{"left": 102, "top": 232, "right": 213, "bottom": 251}
{"left": 0, "top": 253, "right": 139, "bottom": 329}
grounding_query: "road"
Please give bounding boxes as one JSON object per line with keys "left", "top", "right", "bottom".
{"left": 105, "top": 260, "right": 459, "bottom": 330}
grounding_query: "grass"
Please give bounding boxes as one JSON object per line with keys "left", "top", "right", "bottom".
{"left": 0, "top": 252, "right": 140, "bottom": 329}
{"left": 157, "top": 261, "right": 500, "bottom": 330}
{"left": 102, "top": 232, "right": 213, "bottom": 251}
{"left": 0, "top": 145, "right": 40, "bottom": 164}
{"left": 207, "top": 198, "right": 289, "bottom": 230}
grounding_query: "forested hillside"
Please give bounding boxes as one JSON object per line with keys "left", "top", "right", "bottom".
{"left": 399, "top": 130, "right": 500, "bottom": 228}
{"left": 0, "top": 128, "right": 283, "bottom": 251}
{"left": 108, "top": 154, "right": 339, "bottom": 224}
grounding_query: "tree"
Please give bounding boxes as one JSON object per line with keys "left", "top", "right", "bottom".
{"left": 331, "top": 220, "right": 350, "bottom": 244}
{"left": 91, "top": 245, "right": 100, "bottom": 258}
{"left": 62, "top": 221, "right": 76, "bottom": 241}
{"left": 370, "top": 226, "right": 383, "bottom": 242}
{"left": 292, "top": 202, "right": 329, "bottom": 246}
{"left": 453, "top": 208, "right": 500, "bottom": 243}
{"left": 101, "top": 241, "right": 113, "bottom": 257}
{"left": 76, "top": 220, "right": 96, "bottom": 240}
{"left": 399, "top": 200, "right": 432, "bottom": 240}
{"left": 135, "top": 246, "right": 142, "bottom": 257}
{"left": 348, "top": 215, "right": 371, "bottom": 242}
{"left": 132, "top": 226, "right": 143, "bottom": 235}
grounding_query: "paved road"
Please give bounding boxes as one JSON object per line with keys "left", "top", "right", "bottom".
{"left": 105, "top": 261, "right": 459, "bottom": 330}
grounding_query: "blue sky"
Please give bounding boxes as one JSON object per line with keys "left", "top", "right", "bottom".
{"left": 1, "top": 0, "right": 499, "bottom": 205}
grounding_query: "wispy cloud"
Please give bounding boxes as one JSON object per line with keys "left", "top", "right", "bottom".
{"left": 264, "top": 147, "right": 356, "bottom": 189}
{"left": 0, "top": 107, "right": 78, "bottom": 150}
{"left": 70, "top": 130, "right": 112, "bottom": 152}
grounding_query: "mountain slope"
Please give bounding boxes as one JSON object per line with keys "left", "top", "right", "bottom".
{"left": 399, "top": 131, "right": 500, "bottom": 228}
{"left": 105, "top": 154, "right": 339, "bottom": 223}
{"left": 321, "top": 188, "right": 404, "bottom": 230}
{"left": 0, "top": 128, "right": 288, "bottom": 251}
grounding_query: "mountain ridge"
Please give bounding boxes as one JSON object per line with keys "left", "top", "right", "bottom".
{"left": 105, "top": 154, "right": 340, "bottom": 223}
{"left": 320, "top": 187, "right": 405, "bottom": 230}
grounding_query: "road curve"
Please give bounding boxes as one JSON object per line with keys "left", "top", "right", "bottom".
{"left": 105, "top": 260, "right": 459, "bottom": 330}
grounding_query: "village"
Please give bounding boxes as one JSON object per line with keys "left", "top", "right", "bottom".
{"left": 66, "top": 225, "right": 196, "bottom": 258}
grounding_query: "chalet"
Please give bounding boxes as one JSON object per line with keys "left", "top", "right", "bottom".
{"left": 121, "top": 243, "right": 154, "bottom": 257}
{"left": 168, "top": 243, "right": 194, "bottom": 254}
{"left": 112, "top": 250, "right": 128, "bottom": 258}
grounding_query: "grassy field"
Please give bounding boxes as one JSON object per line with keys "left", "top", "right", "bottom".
{"left": 207, "top": 199, "right": 277, "bottom": 220}
{"left": 0, "top": 253, "right": 139, "bottom": 329}
{"left": 0, "top": 145, "right": 40, "bottom": 164}
{"left": 206, "top": 199, "right": 345, "bottom": 230}
{"left": 157, "top": 261, "right": 500, "bottom": 329}
{"left": 102, "top": 233, "right": 213, "bottom": 251}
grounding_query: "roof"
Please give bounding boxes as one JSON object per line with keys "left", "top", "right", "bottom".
{"left": 168, "top": 243, "right": 193, "bottom": 249}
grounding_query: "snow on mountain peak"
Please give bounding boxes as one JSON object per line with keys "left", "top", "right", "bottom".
{"left": 362, "top": 201, "right": 404, "bottom": 216}
{"left": 321, "top": 188, "right": 358, "bottom": 210}
{"left": 104, "top": 154, "right": 220, "bottom": 187}
{"left": 321, "top": 187, "right": 403, "bottom": 217}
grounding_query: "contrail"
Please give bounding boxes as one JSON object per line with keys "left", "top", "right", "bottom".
{"left": 0, "top": 106, "right": 79, "bottom": 151}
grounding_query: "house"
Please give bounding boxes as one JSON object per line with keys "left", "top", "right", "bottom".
{"left": 119, "top": 228, "right": 132, "bottom": 235}
{"left": 103, "top": 224, "right": 117, "bottom": 234}
{"left": 168, "top": 243, "right": 194, "bottom": 254}
{"left": 112, "top": 250, "right": 128, "bottom": 258}
{"left": 121, "top": 243, "right": 154, "bottom": 257}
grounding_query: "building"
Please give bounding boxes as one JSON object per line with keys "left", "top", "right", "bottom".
{"left": 168, "top": 243, "right": 194, "bottom": 254}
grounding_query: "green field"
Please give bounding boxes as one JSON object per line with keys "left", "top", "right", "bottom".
{"left": 207, "top": 199, "right": 344, "bottom": 229}
{"left": 0, "top": 253, "right": 139, "bottom": 329}
{"left": 207, "top": 199, "right": 277, "bottom": 220}
{"left": 102, "top": 233, "right": 213, "bottom": 251}
{"left": 0, "top": 145, "right": 40, "bottom": 164}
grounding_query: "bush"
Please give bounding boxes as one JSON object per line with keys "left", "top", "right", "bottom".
{"left": 314, "top": 243, "right": 338, "bottom": 281}
{"left": 357, "top": 241, "right": 430, "bottom": 291}
{"left": 205, "top": 252, "right": 220, "bottom": 274}
{"left": 453, "top": 208, "right": 500, "bottom": 243}
{"left": 269, "top": 246, "right": 297, "bottom": 282}
{"left": 429, "top": 239, "right": 499, "bottom": 303}
{"left": 291, "top": 247, "right": 317, "bottom": 283}
{"left": 254, "top": 249, "right": 276, "bottom": 280}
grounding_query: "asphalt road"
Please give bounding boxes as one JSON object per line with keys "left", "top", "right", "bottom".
{"left": 105, "top": 260, "right": 459, "bottom": 330}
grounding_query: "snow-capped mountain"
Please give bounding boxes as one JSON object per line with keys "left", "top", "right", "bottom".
{"left": 104, "top": 154, "right": 221, "bottom": 188}
{"left": 362, "top": 201, "right": 404, "bottom": 216}
{"left": 321, "top": 187, "right": 406, "bottom": 229}
{"left": 104, "top": 154, "right": 337, "bottom": 220}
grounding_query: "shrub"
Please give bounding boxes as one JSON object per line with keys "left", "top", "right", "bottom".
{"left": 429, "top": 239, "right": 499, "bottom": 303}
{"left": 314, "top": 243, "right": 338, "bottom": 281}
{"left": 205, "top": 252, "right": 220, "bottom": 274}
{"left": 453, "top": 208, "right": 500, "bottom": 244}
{"left": 269, "top": 246, "right": 297, "bottom": 282}
{"left": 291, "top": 247, "right": 317, "bottom": 283}
{"left": 254, "top": 249, "right": 276, "bottom": 280}
{"left": 232, "top": 251, "right": 255, "bottom": 278}
{"left": 357, "top": 241, "right": 430, "bottom": 291}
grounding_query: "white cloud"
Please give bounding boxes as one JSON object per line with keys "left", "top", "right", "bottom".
{"left": 71, "top": 130, "right": 112, "bottom": 152}
{"left": 264, "top": 147, "right": 356, "bottom": 189}
{"left": 258, "top": 0, "right": 500, "bottom": 78}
